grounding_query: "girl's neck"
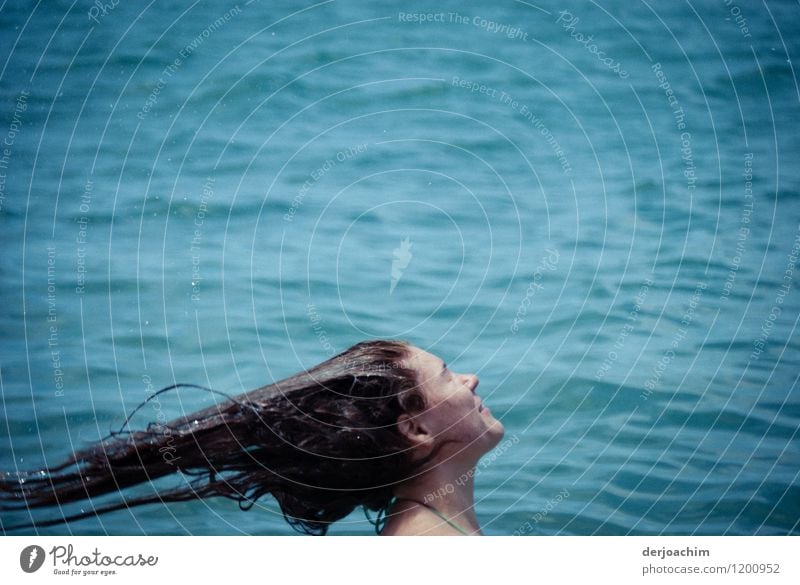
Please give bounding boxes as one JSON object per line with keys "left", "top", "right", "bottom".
{"left": 392, "top": 461, "right": 481, "bottom": 534}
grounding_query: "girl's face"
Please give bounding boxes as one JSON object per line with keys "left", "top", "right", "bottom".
{"left": 401, "top": 346, "right": 504, "bottom": 463}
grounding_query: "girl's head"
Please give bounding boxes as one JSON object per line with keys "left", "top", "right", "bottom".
{"left": 394, "top": 344, "right": 505, "bottom": 466}
{"left": 0, "top": 339, "right": 503, "bottom": 535}
{"left": 237, "top": 339, "right": 503, "bottom": 532}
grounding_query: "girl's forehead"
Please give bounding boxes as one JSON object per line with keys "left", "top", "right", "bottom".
{"left": 406, "top": 346, "right": 445, "bottom": 376}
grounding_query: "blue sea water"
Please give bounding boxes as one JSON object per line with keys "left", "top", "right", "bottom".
{"left": 0, "top": 0, "right": 798, "bottom": 535}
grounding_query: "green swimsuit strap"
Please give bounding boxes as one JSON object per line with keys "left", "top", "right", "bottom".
{"left": 364, "top": 499, "right": 392, "bottom": 534}
{"left": 393, "top": 497, "right": 470, "bottom": 535}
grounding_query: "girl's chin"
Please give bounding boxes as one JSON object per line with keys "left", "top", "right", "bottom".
{"left": 484, "top": 419, "right": 505, "bottom": 440}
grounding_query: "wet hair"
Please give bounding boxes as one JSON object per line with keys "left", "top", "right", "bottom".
{"left": 0, "top": 339, "right": 452, "bottom": 535}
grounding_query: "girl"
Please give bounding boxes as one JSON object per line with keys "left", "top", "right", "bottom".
{"left": 1, "top": 340, "right": 504, "bottom": 535}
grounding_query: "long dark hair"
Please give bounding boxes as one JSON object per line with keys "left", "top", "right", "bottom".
{"left": 1, "top": 339, "right": 446, "bottom": 535}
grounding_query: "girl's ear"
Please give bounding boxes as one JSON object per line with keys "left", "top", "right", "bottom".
{"left": 396, "top": 412, "right": 432, "bottom": 447}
